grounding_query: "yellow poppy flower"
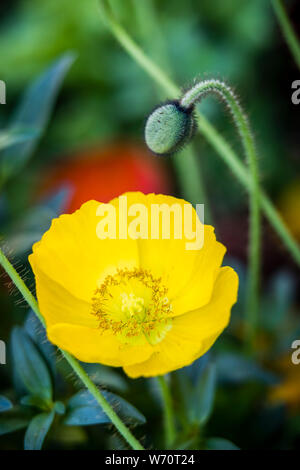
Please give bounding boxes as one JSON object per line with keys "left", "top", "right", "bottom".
{"left": 29, "top": 192, "right": 238, "bottom": 378}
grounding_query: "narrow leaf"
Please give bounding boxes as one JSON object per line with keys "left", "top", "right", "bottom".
{"left": 25, "top": 311, "right": 56, "bottom": 376}
{"left": 65, "top": 390, "right": 145, "bottom": 427}
{"left": 64, "top": 404, "right": 109, "bottom": 426}
{"left": 11, "top": 327, "right": 53, "bottom": 401}
{"left": 0, "top": 129, "right": 37, "bottom": 151}
{"left": 20, "top": 395, "right": 52, "bottom": 412}
{"left": 24, "top": 410, "right": 55, "bottom": 450}
{"left": 0, "top": 396, "right": 13, "bottom": 413}
{"left": 216, "top": 353, "right": 278, "bottom": 385}
{"left": 206, "top": 437, "right": 239, "bottom": 450}
{"left": 5, "top": 187, "right": 70, "bottom": 256}
{"left": 1, "top": 53, "right": 75, "bottom": 180}
{"left": 191, "top": 362, "right": 217, "bottom": 425}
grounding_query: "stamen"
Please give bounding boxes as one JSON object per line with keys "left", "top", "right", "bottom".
{"left": 91, "top": 268, "right": 173, "bottom": 345}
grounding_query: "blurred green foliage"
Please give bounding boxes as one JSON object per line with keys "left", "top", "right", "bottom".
{"left": 0, "top": 0, "right": 297, "bottom": 198}
{"left": 0, "top": 0, "right": 299, "bottom": 450}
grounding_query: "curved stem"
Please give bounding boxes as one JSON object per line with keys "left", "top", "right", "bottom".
{"left": 181, "top": 79, "right": 260, "bottom": 343}
{"left": 271, "top": 0, "right": 300, "bottom": 70}
{"left": 98, "top": 0, "right": 300, "bottom": 268}
{"left": 0, "top": 248, "right": 144, "bottom": 450}
{"left": 157, "top": 376, "right": 176, "bottom": 448}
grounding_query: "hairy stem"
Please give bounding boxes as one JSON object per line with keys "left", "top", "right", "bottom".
{"left": 271, "top": 0, "right": 300, "bottom": 70}
{"left": 62, "top": 350, "right": 144, "bottom": 450}
{"left": 0, "top": 248, "right": 144, "bottom": 450}
{"left": 157, "top": 376, "right": 176, "bottom": 448}
{"left": 98, "top": 1, "right": 300, "bottom": 268}
{"left": 181, "top": 80, "right": 260, "bottom": 340}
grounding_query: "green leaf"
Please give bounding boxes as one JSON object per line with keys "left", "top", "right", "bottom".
{"left": 5, "top": 188, "right": 70, "bottom": 257}
{"left": 97, "top": 390, "right": 146, "bottom": 425}
{"left": 64, "top": 404, "right": 109, "bottom": 426}
{"left": 190, "top": 363, "right": 217, "bottom": 425}
{"left": 0, "top": 129, "right": 37, "bottom": 151}
{"left": 206, "top": 437, "right": 239, "bottom": 450}
{"left": 20, "top": 395, "right": 52, "bottom": 412}
{"left": 53, "top": 402, "right": 65, "bottom": 415}
{"left": 24, "top": 410, "right": 55, "bottom": 450}
{"left": 216, "top": 353, "right": 277, "bottom": 385}
{"left": 11, "top": 327, "right": 53, "bottom": 401}
{"left": 262, "top": 270, "right": 296, "bottom": 331}
{"left": 0, "top": 396, "right": 13, "bottom": 413}
{"left": 65, "top": 390, "right": 146, "bottom": 426}
{"left": 25, "top": 310, "right": 56, "bottom": 377}
{"left": 0, "top": 52, "right": 75, "bottom": 181}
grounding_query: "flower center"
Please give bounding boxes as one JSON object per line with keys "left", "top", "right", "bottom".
{"left": 91, "top": 268, "right": 173, "bottom": 345}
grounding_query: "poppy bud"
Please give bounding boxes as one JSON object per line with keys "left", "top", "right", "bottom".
{"left": 145, "top": 100, "right": 195, "bottom": 156}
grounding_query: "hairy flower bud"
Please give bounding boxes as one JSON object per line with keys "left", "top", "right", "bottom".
{"left": 144, "top": 100, "right": 195, "bottom": 156}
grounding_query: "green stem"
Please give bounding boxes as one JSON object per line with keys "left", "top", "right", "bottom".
{"left": 0, "top": 248, "right": 144, "bottom": 450}
{"left": 0, "top": 248, "right": 44, "bottom": 326}
{"left": 173, "top": 145, "right": 213, "bottom": 222}
{"left": 157, "top": 376, "right": 176, "bottom": 448}
{"left": 132, "top": 0, "right": 211, "bottom": 217}
{"left": 99, "top": 0, "right": 178, "bottom": 96}
{"left": 116, "top": 0, "right": 212, "bottom": 214}
{"left": 62, "top": 350, "right": 144, "bottom": 450}
{"left": 180, "top": 80, "right": 260, "bottom": 340}
{"left": 132, "top": 0, "right": 171, "bottom": 75}
{"left": 271, "top": 0, "right": 300, "bottom": 70}
{"left": 98, "top": 1, "right": 300, "bottom": 268}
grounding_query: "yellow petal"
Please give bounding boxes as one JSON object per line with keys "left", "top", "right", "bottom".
{"left": 48, "top": 323, "right": 154, "bottom": 367}
{"left": 124, "top": 266, "right": 238, "bottom": 378}
{"left": 123, "top": 331, "right": 220, "bottom": 378}
{"left": 29, "top": 200, "right": 139, "bottom": 303}
{"left": 30, "top": 264, "right": 98, "bottom": 329}
{"left": 173, "top": 266, "right": 238, "bottom": 339}
{"left": 110, "top": 192, "right": 216, "bottom": 303}
{"left": 171, "top": 234, "right": 226, "bottom": 317}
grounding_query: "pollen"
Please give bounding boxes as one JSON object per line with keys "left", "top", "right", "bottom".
{"left": 91, "top": 268, "right": 173, "bottom": 345}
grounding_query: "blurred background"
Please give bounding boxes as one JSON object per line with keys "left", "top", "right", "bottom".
{"left": 0, "top": 0, "right": 299, "bottom": 450}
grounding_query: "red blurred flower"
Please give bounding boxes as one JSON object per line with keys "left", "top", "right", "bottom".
{"left": 40, "top": 142, "right": 171, "bottom": 213}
